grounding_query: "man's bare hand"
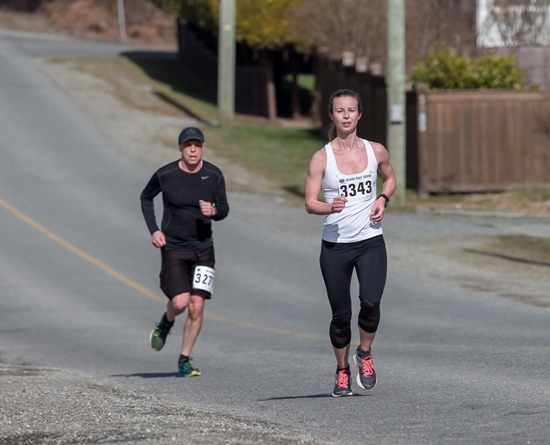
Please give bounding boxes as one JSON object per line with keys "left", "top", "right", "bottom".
{"left": 151, "top": 231, "right": 166, "bottom": 248}
{"left": 199, "top": 200, "right": 216, "bottom": 217}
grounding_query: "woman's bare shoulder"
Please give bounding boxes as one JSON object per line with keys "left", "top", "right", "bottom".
{"left": 307, "top": 145, "right": 328, "bottom": 176}
{"left": 310, "top": 145, "right": 328, "bottom": 162}
{"left": 367, "top": 140, "right": 389, "bottom": 159}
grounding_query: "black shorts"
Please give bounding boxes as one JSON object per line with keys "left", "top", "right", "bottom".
{"left": 159, "top": 246, "right": 215, "bottom": 299}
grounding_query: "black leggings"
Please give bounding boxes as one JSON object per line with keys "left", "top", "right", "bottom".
{"left": 320, "top": 235, "right": 387, "bottom": 349}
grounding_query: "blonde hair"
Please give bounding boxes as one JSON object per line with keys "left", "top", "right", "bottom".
{"left": 326, "top": 89, "right": 363, "bottom": 141}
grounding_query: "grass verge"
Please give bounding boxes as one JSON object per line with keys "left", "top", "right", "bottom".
{"left": 200, "top": 125, "right": 322, "bottom": 198}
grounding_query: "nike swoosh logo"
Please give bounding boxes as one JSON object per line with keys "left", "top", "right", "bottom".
{"left": 201, "top": 176, "right": 209, "bottom": 180}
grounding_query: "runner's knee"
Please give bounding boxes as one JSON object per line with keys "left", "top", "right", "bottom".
{"left": 170, "top": 293, "right": 190, "bottom": 313}
{"left": 188, "top": 294, "right": 205, "bottom": 317}
{"left": 330, "top": 312, "right": 352, "bottom": 349}
{"left": 358, "top": 296, "right": 380, "bottom": 333}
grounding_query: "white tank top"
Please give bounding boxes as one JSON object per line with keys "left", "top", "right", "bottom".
{"left": 321, "top": 139, "right": 383, "bottom": 243}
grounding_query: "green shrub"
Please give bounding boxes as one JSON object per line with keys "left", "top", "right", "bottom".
{"left": 410, "top": 44, "right": 534, "bottom": 90}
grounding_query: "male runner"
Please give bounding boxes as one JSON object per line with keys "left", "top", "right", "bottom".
{"left": 140, "top": 127, "right": 229, "bottom": 377}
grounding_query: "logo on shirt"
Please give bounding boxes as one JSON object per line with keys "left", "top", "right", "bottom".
{"left": 201, "top": 176, "right": 210, "bottom": 180}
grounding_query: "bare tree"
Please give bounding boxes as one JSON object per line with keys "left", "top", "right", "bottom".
{"left": 292, "top": 0, "right": 476, "bottom": 74}
{"left": 291, "top": 0, "right": 387, "bottom": 72}
{"left": 406, "top": 0, "right": 477, "bottom": 71}
{"left": 478, "top": 0, "right": 550, "bottom": 47}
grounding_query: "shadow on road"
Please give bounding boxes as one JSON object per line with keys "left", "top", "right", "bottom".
{"left": 259, "top": 393, "right": 370, "bottom": 401}
{"left": 111, "top": 372, "right": 179, "bottom": 378}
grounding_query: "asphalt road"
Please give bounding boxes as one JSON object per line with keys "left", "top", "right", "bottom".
{"left": 1, "top": 28, "right": 550, "bottom": 444}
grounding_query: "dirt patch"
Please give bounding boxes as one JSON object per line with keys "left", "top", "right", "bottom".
{"left": 466, "top": 234, "right": 550, "bottom": 268}
{"left": 387, "top": 233, "right": 550, "bottom": 308}
{"left": 411, "top": 190, "right": 550, "bottom": 215}
{"left": 0, "top": 0, "right": 177, "bottom": 48}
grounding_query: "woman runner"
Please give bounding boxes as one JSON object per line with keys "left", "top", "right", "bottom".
{"left": 304, "top": 89, "right": 396, "bottom": 397}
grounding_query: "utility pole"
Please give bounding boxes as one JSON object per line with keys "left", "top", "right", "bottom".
{"left": 387, "top": 0, "right": 406, "bottom": 205}
{"left": 117, "top": 0, "right": 127, "bottom": 41}
{"left": 218, "top": 0, "right": 236, "bottom": 127}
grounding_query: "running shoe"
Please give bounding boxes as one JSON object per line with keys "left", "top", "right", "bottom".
{"left": 178, "top": 357, "right": 201, "bottom": 377}
{"left": 149, "top": 312, "right": 173, "bottom": 352}
{"left": 332, "top": 366, "right": 353, "bottom": 397}
{"left": 353, "top": 347, "right": 377, "bottom": 389}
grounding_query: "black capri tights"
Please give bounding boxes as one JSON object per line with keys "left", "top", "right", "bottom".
{"left": 320, "top": 235, "right": 387, "bottom": 349}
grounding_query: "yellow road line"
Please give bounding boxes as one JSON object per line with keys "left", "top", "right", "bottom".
{"left": 205, "top": 312, "right": 325, "bottom": 340}
{"left": 0, "top": 197, "right": 165, "bottom": 303}
{"left": 0, "top": 197, "right": 325, "bottom": 341}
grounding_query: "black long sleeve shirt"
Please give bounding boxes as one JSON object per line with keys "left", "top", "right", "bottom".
{"left": 140, "top": 160, "right": 229, "bottom": 251}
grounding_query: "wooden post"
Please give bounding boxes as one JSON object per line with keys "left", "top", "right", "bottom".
{"left": 262, "top": 50, "right": 277, "bottom": 121}
{"left": 416, "top": 83, "right": 429, "bottom": 198}
{"left": 117, "top": 0, "right": 126, "bottom": 41}
{"left": 387, "top": 0, "right": 406, "bottom": 205}
{"left": 218, "top": 0, "right": 236, "bottom": 127}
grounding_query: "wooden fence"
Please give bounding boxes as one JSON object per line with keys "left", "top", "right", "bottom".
{"left": 416, "top": 85, "right": 550, "bottom": 195}
{"left": 177, "top": 22, "right": 269, "bottom": 117}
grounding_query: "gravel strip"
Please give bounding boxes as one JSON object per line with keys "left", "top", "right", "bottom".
{"left": 0, "top": 363, "right": 330, "bottom": 445}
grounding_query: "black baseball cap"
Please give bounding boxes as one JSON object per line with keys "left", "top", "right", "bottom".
{"left": 178, "top": 127, "right": 205, "bottom": 144}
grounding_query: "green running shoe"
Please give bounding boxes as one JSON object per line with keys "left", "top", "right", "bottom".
{"left": 149, "top": 312, "right": 173, "bottom": 352}
{"left": 178, "top": 357, "right": 201, "bottom": 377}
